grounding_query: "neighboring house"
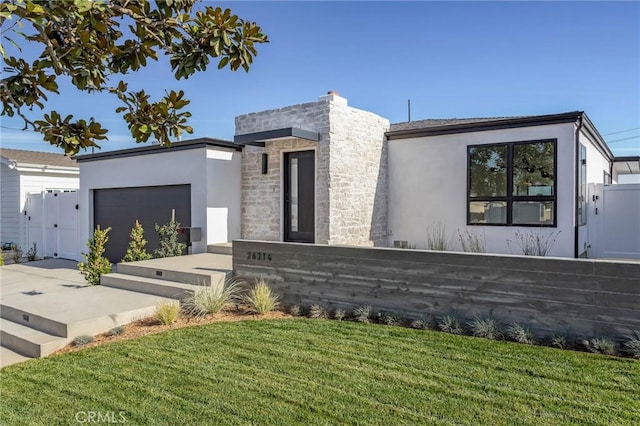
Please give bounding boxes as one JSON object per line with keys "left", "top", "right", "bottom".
{"left": 76, "top": 93, "right": 639, "bottom": 260}
{"left": 0, "top": 148, "right": 79, "bottom": 259}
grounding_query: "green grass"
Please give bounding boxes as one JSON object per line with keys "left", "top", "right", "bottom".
{"left": 1, "top": 320, "right": 638, "bottom": 425}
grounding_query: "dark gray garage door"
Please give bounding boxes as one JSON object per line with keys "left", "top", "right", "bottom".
{"left": 93, "top": 185, "right": 191, "bottom": 262}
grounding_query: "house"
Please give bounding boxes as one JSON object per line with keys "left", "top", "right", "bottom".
{"left": 0, "top": 148, "right": 79, "bottom": 259}
{"left": 76, "top": 93, "right": 639, "bottom": 260}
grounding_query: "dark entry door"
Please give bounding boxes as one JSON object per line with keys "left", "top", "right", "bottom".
{"left": 284, "top": 151, "right": 315, "bottom": 243}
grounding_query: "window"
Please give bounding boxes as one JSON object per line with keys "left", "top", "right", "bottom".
{"left": 468, "top": 139, "right": 556, "bottom": 226}
{"left": 578, "top": 144, "right": 586, "bottom": 226}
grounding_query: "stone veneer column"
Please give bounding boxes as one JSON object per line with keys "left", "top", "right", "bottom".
{"left": 236, "top": 93, "right": 389, "bottom": 247}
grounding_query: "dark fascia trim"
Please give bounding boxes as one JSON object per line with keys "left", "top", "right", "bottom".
{"left": 579, "top": 114, "right": 614, "bottom": 161}
{"left": 234, "top": 127, "right": 320, "bottom": 144}
{"left": 386, "top": 112, "right": 584, "bottom": 140}
{"left": 613, "top": 155, "right": 640, "bottom": 162}
{"left": 74, "top": 138, "right": 241, "bottom": 162}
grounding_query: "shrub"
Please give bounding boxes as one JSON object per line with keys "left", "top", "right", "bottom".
{"left": 457, "top": 228, "right": 485, "bottom": 253}
{"left": 184, "top": 279, "right": 241, "bottom": 316}
{"left": 438, "top": 314, "right": 464, "bottom": 335}
{"left": 121, "top": 220, "right": 153, "bottom": 262}
{"left": 332, "top": 308, "right": 346, "bottom": 321}
{"left": 0, "top": 248, "right": 4, "bottom": 267}
{"left": 308, "top": 304, "right": 327, "bottom": 319}
{"left": 154, "top": 301, "right": 180, "bottom": 325}
{"left": 507, "top": 229, "right": 561, "bottom": 256}
{"left": 244, "top": 279, "right": 280, "bottom": 314}
{"left": 11, "top": 246, "right": 24, "bottom": 264}
{"left": 506, "top": 323, "right": 535, "bottom": 345}
{"left": 72, "top": 335, "right": 94, "bottom": 347}
{"left": 289, "top": 305, "right": 302, "bottom": 316}
{"left": 78, "top": 226, "right": 113, "bottom": 285}
{"left": 352, "top": 306, "right": 372, "bottom": 324}
{"left": 410, "top": 319, "right": 427, "bottom": 330}
{"left": 426, "top": 220, "right": 449, "bottom": 251}
{"left": 154, "top": 218, "right": 186, "bottom": 258}
{"left": 26, "top": 242, "right": 38, "bottom": 261}
{"left": 623, "top": 330, "right": 640, "bottom": 359}
{"left": 381, "top": 313, "right": 400, "bottom": 326}
{"left": 107, "top": 326, "right": 125, "bottom": 336}
{"left": 550, "top": 334, "right": 568, "bottom": 350}
{"left": 469, "top": 316, "right": 502, "bottom": 340}
{"left": 584, "top": 338, "right": 616, "bottom": 356}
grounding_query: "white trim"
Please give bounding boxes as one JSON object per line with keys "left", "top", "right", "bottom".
{"left": 279, "top": 147, "right": 318, "bottom": 243}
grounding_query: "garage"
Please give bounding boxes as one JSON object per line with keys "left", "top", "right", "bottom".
{"left": 93, "top": 184, "right": 191, "bottom": 262}
{"left": 76, "top": 138, "right": 242, "bottom": 262}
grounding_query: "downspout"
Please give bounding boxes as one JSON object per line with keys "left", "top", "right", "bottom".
{"left": 574, "top": 115, "right": 583, "bottom": 258}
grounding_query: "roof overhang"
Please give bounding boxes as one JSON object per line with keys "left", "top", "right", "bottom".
{"left": 613, "top": 156, "right": 640, "bottom": 175}
{"left": 234, "top": 127, "right": 320, "bottom": 146}
{"left": 386, "top": 111, "right": 583, "bottom": 140}
{"left": 0, "top": 156, "right": 78, "bottom": 174}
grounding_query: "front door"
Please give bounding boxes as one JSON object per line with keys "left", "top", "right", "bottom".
{"left": 284, "top": 150, "right": 315, "bottom": 243}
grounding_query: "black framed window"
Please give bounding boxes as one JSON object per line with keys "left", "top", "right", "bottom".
{"left": 468, "top": 139, "right": 556, "bottom": 226}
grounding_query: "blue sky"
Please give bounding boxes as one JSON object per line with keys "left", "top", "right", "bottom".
{"left": 1, "top": 1, "right": 639, "bottom": 156}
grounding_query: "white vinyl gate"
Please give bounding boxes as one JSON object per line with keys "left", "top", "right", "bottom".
{"left": 26, "top": 191, "right": 79, "bottom": 260}
{"left": 589, "top": 183, "right": 640, "bottom": 260}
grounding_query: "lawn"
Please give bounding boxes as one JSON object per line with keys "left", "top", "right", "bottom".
{"left": 1, "top": 319, "right": 638, "bottom": 425}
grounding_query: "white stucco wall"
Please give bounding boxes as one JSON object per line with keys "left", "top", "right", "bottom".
{"left": 387, "top": 122, "right": 576, "bottom": 257}
{"left": 578, "top": 127, "right": 613, "bottom": 257}
{"left": 79, "top": 146, "right": 240, "bottom": 259}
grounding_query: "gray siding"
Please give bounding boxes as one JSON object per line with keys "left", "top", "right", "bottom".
{"left": 1, "top": 164, "right": 20, "bottom": 244}
{"left": 234, "top": 240, "right": 640, "bottom": 340}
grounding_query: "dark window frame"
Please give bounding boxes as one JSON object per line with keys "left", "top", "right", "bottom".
{"left": 467, "top": 138, "right": 558, "bottom": 227}
{"left": 578, "top": 144, "right": 587, "bottom": 226}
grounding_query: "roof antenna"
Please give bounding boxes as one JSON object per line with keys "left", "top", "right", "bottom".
{"left": 407, "top": 99, "right": 411, "bottom": 122}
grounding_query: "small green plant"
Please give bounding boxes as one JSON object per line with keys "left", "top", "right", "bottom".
{"left": 244, "top": 279, "right": 280, "bottom": 314}
{"left": 121, "top": 220, "right": 153, "bottom": 262}
{"left": 72, "top": 335, "right": 94, "bottom": 346}
{"left": 0, "top": 248, "right": 4, "bottom": 266}
{"left": 457, "top": 228, "right": 486, "bottom": 253}
{"left": 184, "top": 279, "right": 241, "bottom": 316}
{"left": 551, "top": 334, "right": 568, "bottom": 349}
{"left": 506, "top": 323, "right": 535, "bottom": 345}
{"left": 438, "top": 314, "right": 464, "bottom": 335}
{"left": 78, "top": 226, "right": 113, "bottom": 285}
{"left": 507, "top": 229, "right": 561, "bottom": 256}
{"left": 11, "top": 246, "right": 24, "bottom": 264}
{"left": 623, "top": 330, "right": 640, "bottom": 359}
{"left": 26, "top": 242, "right": 38, "bottom": 261}
{"left": 154, "top": 301, "right": 180, "bottom": 325}
{"left": 426, "top": 220, "right": 449, "bottom": 251}
{"left": 584, "top": 338, "right": 616, "bottom": 356}
{"left": 289, "top": 305, "right": 302, "bottom": 316}
{"left": 308, "top": 304, "right": 327, "bottom": 319}
{"left": 107, "top": 326, "right": 125, "bottom": 336}
{"left": 469, "top": 316, "right": 502, "bottom": 340}
{"left": 410, "top": 319, "right": 427, "bottom": 330}
{"left": 352, "top": 306, "right": 372, "bottom": 324}
{"left": 332, "top": 308, "right": 346, "bottom": 321}
{"left": 381, "top": 313, "right": 400, "bottom": 326}
{"left": 154, "top": 219, "right": 186, "bottom": 258}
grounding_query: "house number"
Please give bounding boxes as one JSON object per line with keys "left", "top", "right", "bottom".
{"left": 247, "top": 252, "right": 272, "bottom": 261}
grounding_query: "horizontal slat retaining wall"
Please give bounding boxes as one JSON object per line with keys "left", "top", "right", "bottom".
{"left": 233, "top": 240, "right": 640, "bottom": 340}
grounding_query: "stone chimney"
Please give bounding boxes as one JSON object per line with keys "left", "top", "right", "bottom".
{"left": 318, "top": 90, "right": 347, "bottom": 106}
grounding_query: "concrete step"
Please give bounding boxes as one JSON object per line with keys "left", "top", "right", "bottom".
{"left": 0, "top": 318, "right": 68, "bottom": 358}
{"left": 0, "top": 304, "right": 67, "bottom": 337}
{"left": 101, "top": 273, "right": 208, "bottom": 300}
{"left": 207, "top": 243, "right": 233, "bottom": 256}
{"left": 116, "top": 262, "right": 229, "bottom": 287}
{"left": 0, "top": 346, "right": 32, "bottom": 368}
